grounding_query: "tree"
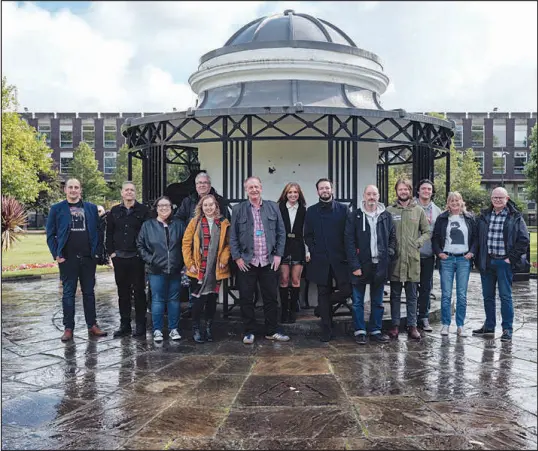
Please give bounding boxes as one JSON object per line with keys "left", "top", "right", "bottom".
{"left": 25, "top": 169, "right": 63, "bottom": 215}
{"left": 525, "top": 124, "right": 537, "bottom": 201}
{"left": 70, "top": 142, "right": 108, "bottom": 204}
{"left": 2, "top": 77, "right": 56, "bottom": 204}
{"left": 109, "top": 144, "right": 143, "bottom": 203}
{"left": 387, "top": 164, "right": 412, "bottom": 205}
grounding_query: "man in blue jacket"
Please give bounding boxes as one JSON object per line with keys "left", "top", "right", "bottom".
{"left": 473, "top": 187, "right": 530, "bottom": 342}
{"left": 304, "top": 178, "right": 352, "bottom": 342}
{"left": 46, "top": 178, "right": 108, "bottom": 342}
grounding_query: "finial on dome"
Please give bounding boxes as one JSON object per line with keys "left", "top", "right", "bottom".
{"left": 284, "top": 9, "right": 295, "bottom": 15}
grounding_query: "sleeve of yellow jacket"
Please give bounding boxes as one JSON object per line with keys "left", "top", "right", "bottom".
{"left": 416, "top": 208, "right": 430, "bottom": 249}
{"left": 182, "top": 218, "right": 197, "bottom": 271}
{"left": 219, "top": 220, "right": 231, "bottom": 267}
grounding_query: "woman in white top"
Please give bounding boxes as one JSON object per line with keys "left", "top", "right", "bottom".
{"left": 432, "top": 192, "right": 477, "bottom": 337}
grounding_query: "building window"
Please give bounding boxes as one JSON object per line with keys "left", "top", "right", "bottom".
{"left": 454, "top": 125, "right": 463, "bottom": 147}
{"left": 60, "top": 151, "right": 73, "bottom": 174}
{"left": 492, "top": 121, "right": 506, "bottom": 147}
{"left": 104, "top": 151, "right": 117, "bottom": 174}
{"left": 474, "top": 151, "right": 484, "bottom": 174}
{"left": 37, "top": 121, "right": 51, "bottom": 145}
{"left": 514, "top": 124, "right": 528, "bottom": 147}
{"left": 514, "top": 151, "right": 527, "bottom": 174}
{"left": 60, "top": 123, "right": 73, "bottom": 148}
{"left": 492, "top": 151, "right": 506, "bottom": 174}
{"left": 82, "top": 122, "right": 95, "bottom": 148}
{"left": 517, "top": 185, "right": 527, "bottom": 200}
{"left": 104, "top": 121, "right": 117, "bottom": 148}
{"left": 471, "top": 125, "right": 484, "bottom": 147}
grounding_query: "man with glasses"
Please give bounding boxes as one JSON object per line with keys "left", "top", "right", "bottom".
{"left": 174, "top": 172, "right": 229, "bottom": 318}
{"left": 107, "top": 182, "right": 150, "bottom": 338}
{"left": 473, "top": 187, "right": 529, "bottom": 342}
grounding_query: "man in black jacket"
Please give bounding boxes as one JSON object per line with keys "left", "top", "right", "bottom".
{"left": 106, "top": 182, "right": 151, "bottom": 337}
{"left": 473, "top": 187, "right": 529, "bottom": 342}
{"left": 344, "top": 185, "right": 396, "bottom": 344}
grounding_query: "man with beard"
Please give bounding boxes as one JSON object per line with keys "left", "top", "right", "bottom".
{"left": 387, "top": 178, "right": 430, "bottom": 340}
{"left": 344, "top": 185, "right": 396, "bottom": 344}
{"left": 304, "top": 178, "right": 352, "bottom": 342}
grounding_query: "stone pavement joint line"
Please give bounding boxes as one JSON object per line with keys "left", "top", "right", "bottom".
{"left": 1, "top": 272, "right": 537, "bottom": 450}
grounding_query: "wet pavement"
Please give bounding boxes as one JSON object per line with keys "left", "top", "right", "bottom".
{"left": 1, "top": 272, "right": 537, "bottom": 450}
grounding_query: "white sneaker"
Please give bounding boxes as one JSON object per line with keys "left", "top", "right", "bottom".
{"left": 440, "top": 325, "right": 449, "bottom": 336}
{"left": 243, "top": 334, "right": 255, "bottom": 344}
{"left": 169, "top": 329, "right": 181, "bottom": 341}
{"left": 153, "top": 330, "right": 164, "bottom": 342}
{"left": 457, "top": 326, "right": 467, "bottom": 337}
{"left": 421, "top": 318, "right": 433, "bottom": 332}
{"left": 265, "top": 332, "right": 290, "bottom": 342}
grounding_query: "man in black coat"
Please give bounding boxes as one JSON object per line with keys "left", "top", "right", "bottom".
{"left": 304, "top": 178, "right": 352, "bottom": 342}
{"left": 344, "top": 185, "right": 396, "bottom": 344}
{"left": 106, "top": 181, "right": 151, "bottom": 337}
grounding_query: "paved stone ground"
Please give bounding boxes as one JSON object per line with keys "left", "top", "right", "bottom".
{"left": 1, "top": 272, "right": 537, "bottom": 450}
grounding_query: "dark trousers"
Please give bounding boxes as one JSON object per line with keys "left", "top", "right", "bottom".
{"left": 317, "top": 267, "right": 352, "bottom": 335}
{"left": 189, "top": 278, "right": 218, "bottom": 323}
{"left": 390, "top": 281, "right": 418, "bottom": 327}
{"left": 237, "top": 263, "right": 279, "bottom": 336}
{"left": 112, "top": 256, "right": 147, "bottom": 326}
{"left": 417, "top": 256, "right": 435, "bottom": 320}
{"left": 59, "top": 256, "right": 97, "bottom": 330}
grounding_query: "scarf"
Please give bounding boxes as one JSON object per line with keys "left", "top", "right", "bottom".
{"left": 197, "top": 216, "right": 220, "bottom": 282}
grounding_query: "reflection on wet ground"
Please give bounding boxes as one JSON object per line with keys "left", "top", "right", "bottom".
{"left": 2, "top": 272, "right": 537, "bottom": 449}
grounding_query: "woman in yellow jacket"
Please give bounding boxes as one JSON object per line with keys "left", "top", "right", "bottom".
{"left": 182, "top": 194, "right": 231, "bottom": 343}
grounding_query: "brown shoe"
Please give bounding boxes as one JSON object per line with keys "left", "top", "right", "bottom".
{"left": 408, "top": 326, "right": 421, "bottom": 340}
{"left": 387, "top": 326, "right": 399, "bottom": 339}
{"left": 61, "top": 329, "right": 73, "bottom": 342}
{"left": 88, "top": 325, "right": 108, "bottom": 337}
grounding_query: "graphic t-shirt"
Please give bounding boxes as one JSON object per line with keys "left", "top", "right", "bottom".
{"left": 443, "top": 214, "right": 469, "bottom": 254}
{"left": 64, "top": 201, "right": 91, "bottom": 258}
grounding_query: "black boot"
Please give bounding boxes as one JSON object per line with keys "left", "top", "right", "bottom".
{"left": 205, "top": 320, "right": 214, "bottom": 342}
{"left": 193, "top": 323, "right": 204, "bottom": 343}
{"left": 132, "top": 319, "right": 146, "bottom": 337}
{"left": 113, "top": 321, "right": 132, "bottom": 338}
{"left": 279, "top": 287, "right": 290, "bottom": 323}
{"left": 289, "top": 287, "right": 300, "bottom": 323}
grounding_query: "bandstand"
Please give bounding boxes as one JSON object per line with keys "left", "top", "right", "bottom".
{"left": 122, "top": 10, "right": 454, "bottom": 316}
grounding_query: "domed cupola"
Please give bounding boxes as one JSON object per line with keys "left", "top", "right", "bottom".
{"left": 189, "top": 10, "right": 390, "bottom": 111}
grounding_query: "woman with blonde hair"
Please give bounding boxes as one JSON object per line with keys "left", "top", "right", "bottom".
{"left": 276, "top": 182, "right": 308, "bottom": 323}
{"left": 182, "top": 194, "right": 231, "bottom": 343}
{"left": 432, "top": 191, "right": 477, "bottom": 337}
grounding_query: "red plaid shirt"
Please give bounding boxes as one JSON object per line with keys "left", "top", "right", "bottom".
{"left": 251, "top": 202, "right": 269, "bottom": 267}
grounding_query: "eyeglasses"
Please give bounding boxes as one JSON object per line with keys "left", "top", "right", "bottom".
{"left": 491, "top": 197, "right": 506, "bottom": 201}
{"left": 196, "top": 181, "right": 209, "bottom": 185}
{"left": 157, "top": 204, "right": 171, "bottom": 209}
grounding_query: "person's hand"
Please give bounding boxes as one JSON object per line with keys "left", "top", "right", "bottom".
{"left": 271, "top": 256, "right": 281, "bottom": 271}
{"left": 353, "top": 269, "right": 362, "bottom": 276}
{"left": 305, "top": 253, "right": 311, "bottom": 263}
{"left": 56, "top": 256, "right": 66, "bottom": 263}
{"left": 218, "top": 262, "right": 226, "bottom": 270}
{"left": 464, "top": 252, "right": 473, "bottom": 260}
{"left": 190, "top": 265, "right": 197, "bottom": 274}
{"left": 438, "top": 253, "right": 448, "bottom": 260}
{"left": 236, "top": 258, "right": 250, "bottom": 272}
{"left": 110, "top": 252, "right": 116, "bottom": 259}
{"left": 504, "top": 258, "right": 510, "bottom": 264}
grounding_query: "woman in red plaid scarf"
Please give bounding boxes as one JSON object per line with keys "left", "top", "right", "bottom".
{"left": 182, "top": 194, "right": 231, "bottom": 343}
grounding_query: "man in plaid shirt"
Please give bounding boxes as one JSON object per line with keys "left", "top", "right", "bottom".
{"left": 474, "top": 187, "right": 530, "bottom": 342}
{"left": 230, "top": 176, "right": 289, "bottom": 344}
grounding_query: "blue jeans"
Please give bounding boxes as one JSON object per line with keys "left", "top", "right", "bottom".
{"left": 439, "top": 256, "right": 471, "bottom": 327}
{"left": 351, "top": 281, "right": 385, "bottom": 334}
{"left": 59, "top": 256, "right": 97, "bottom": 330}
{"left": 148, "top": 274, "right": 182, "bottom": 333}
{"left": 480, "top": 258, "right": 514, "bottom": 333}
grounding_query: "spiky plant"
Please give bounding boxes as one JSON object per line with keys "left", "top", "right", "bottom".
{"left": 1, "top": 196, "right": 27, "bottom": 251}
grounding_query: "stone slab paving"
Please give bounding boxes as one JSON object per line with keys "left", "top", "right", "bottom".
{"left": 1, "top": 272, "right": 537, "bottom": 450}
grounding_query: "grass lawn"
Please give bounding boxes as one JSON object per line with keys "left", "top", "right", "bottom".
{"left": 2, "top": 232, "right": 111, "bottom": 279}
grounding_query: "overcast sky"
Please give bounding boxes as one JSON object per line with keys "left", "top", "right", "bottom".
{"left": 3, "top": 1, "right": 537, "bottom": 113}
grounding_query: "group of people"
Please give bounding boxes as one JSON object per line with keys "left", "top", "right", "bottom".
{"left": 46, "top": 172, "right": 529, "bottom": 345}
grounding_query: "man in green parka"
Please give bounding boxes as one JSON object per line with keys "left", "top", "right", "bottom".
{"left": 387, "top": 178, "right": 430, "bottom": 340}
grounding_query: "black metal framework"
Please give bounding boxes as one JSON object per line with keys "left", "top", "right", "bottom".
{"left": 124, "top": 108, "right": 453, "bottom": 317}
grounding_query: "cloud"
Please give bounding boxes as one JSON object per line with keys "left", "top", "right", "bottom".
{"left": 2, "top": 1, "right": 536, "bottom": 113}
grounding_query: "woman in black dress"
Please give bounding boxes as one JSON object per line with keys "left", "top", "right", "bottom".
{"left": 277, "top": 182, "right": 309, "bottom": 323}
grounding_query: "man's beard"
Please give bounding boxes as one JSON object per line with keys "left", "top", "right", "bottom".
{"left": 319, "top": 193, "right": 332, "bottom": 202}
{"left": 397, "top": 195, "right": 409, "bottom": 202}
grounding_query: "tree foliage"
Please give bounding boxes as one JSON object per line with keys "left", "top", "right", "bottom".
{"left": 1, "top": 77, "right": 56, "bottom": 204}
{"left": 1, "top": 196, "right": 27, "bottom": 252}
{"left": 525, "top": 124, "right": 537, "bottom": 201}
{"left": 69, "top": 142, "right": 108, "bottom": 204}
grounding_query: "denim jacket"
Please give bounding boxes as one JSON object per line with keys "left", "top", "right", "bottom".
{"left": 230, "top": 199, "right": 286, "bottom": 265}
